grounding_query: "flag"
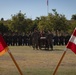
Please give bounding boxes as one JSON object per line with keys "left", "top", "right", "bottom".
{"left": 0, "top": 34, "right": 8, "bottom": 56}
{"left": 66, "top": 28, "right": 76, "bottom": 54}
{"left": 47, "top": 0, "right": 48, "bottom": 6}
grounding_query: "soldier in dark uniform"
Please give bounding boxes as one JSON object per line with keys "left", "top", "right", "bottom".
{"left": 3, "top": 33, "right": 8, "bottom": 45}
{"left": 29, "top": 31, "right": 32, "bottom": 46}
{"left": 39, "top": 30, "right": 46, "bottom": 49}
{"left": 18, "top": 33, "right": 23, "bottom": 46}
{"left": 8, "top": 33, "right": 12, "bottom": 46}
{"left": 64, "top": 33, "right": 70, "bottom": 45}
{"left": 12, "top": 32, "right": 18, "bottom": 46}
{"left": 46, "top": 30, "right": 54, "bottom": 50}
{"left": 32, "top": 29, "right": 40, "bottom": 50}
{"left": 22, "top": 33, "right": 26, "bottom": 46}
{"left": 26, "top": 32, "right": 30, "bottom": 46}
{"left": 59, "top": 33, "right": 65, "bottom": 45}
{"left": 53, "top": 33, "right": 59, "bottom": 45}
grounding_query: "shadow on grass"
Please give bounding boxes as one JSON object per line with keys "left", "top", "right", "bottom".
{"left": 39, "top": 48, "right": 63, "bottom": 51}
{"left": 39, "top": 45, "right": 65, "bottom": 52}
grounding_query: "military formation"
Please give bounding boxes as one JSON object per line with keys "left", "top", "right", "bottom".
{"left": 2, "top": 29, "right": 70, "bottom": 50}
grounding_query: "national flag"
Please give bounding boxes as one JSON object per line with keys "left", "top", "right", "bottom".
{"left": 66, "top": 28, "right": 76, "bottom": 54}
{"left": 0, "top": 34, "right": 8, "bottom": 56}
{"left": 47, "top": 0, "right": 48, "bottom": 6}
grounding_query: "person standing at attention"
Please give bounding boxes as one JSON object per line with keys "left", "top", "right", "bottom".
{"left": 32, "top": 28, "right": 40, "bottom": 50}
{"left": 46, "top": 30, "right": 54, "bottom": 50}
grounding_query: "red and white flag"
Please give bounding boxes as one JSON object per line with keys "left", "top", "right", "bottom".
{"left": 66, "top": 28, "right": 76, "bottom": 54}
{"left": 0, "top": 34, "right": 8, "bottom": 56}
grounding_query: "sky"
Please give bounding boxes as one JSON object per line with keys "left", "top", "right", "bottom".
{"left": 0, "top": 0, "right": 76, "bottom": 20}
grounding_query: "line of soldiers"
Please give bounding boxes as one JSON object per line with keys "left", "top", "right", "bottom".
{"left": 3, "top": 32, "right": 32, "bottom": 46}
{"left": 2, "top": 30, "right": 70, "bottom": 49}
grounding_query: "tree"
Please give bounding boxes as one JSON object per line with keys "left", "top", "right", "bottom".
{"left": 1, "top": 18, "right": 4, "bottom": 21}
{"left": 33, "top": 17, "right": 40, "bottom": 31}
{"left": 49, "top": 9, "right": 68, "bottom": 33}
{"left": 26, "top": 18, "right": 33, "bottom": 32}
{"left": 68, "top": 20, "right": 76, "bottom": 33}
{"left": 11, "top": 11, "right": 27, "bottom": 33}
{"left": 0, "top": 22, "right": 8, "bottom": 34}
{"left": 71, "top": 14, "right": 76, "bottom": 20}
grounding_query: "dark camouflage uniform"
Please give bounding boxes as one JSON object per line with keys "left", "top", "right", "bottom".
{"left": 32, "top": 29, "right": 40, "bottom": 49}
{"left": 46, "top": 31, "right": 53, "bottom": 50}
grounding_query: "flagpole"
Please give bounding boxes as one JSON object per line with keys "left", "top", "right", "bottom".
{"left": 8, "top": 50, "right": 23, "bottom": 75}
{"left": 53, "top": 49, "right": 67, "bottom": 75}
{"left": 53, "top": 28, "right": 76, "bottom": 75}
{"left": 47, "top": 0, "right": 49, "bottom": 16}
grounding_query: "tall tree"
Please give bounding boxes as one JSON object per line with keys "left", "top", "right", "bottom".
{"left": 71, "top": 14, "right": 76, "bottom": 20}
{"left": 50, "top": 9, "right": 68, "bottom": 33}
{"left": 11, "top": 11, "right": 27, "bottom": 32}
{"left": 0, "top": 22, "right": 8, "bottom": 34}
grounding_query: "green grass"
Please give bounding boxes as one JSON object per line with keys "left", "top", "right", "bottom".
{"left": 0, "top": 46, "right": 76, "bottom": 75}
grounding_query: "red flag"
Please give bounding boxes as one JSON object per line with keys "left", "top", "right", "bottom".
{"left": 66, "top": 28, "right": 76, "bottom": 54}
{"left": 0, "top": 34, "right": 8, "bottom": 56}
{"left": 47, "top": 0, "right": 48, "bottom": 6}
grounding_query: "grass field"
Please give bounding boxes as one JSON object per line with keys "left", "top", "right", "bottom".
{"left": 0, "top": 46, "right": 76, "bottom": 75}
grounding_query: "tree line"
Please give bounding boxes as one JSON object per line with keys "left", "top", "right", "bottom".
{"left": 0, "top": 9, "right": 76, "bottom": 35}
